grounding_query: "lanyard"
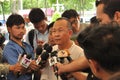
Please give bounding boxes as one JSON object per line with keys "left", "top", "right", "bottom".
{"left": 10, "top": 39, "right": 27, "bottom": 55}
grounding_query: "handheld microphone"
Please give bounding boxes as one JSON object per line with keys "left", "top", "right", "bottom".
{"left": 57, "top": 49, "right": 72, "bottom": 62}
{"left": 20, "top": 54, "right": 32, "bottom": 68}
{"left": 43, "top": 43, "right": 49, "bottom": 50}
{"left": 57, "top": 50, "right": 73, "bottom": 80}
{"left": 49, "top": 51, "right": 59, "bottom": 78}
{"left": 17, "top": 53, "right": 32, "bottom": 78}
{"left": 35, "top": 46, "right": 43, "bottom": 64}
{"left": 39, "top": 51, "right": 49, "bottom": 69}
{"left": 44, "top": 44, "right": 53, "bottom": 53}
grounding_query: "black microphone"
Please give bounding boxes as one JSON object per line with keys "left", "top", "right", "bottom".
{"left": 49, "top": 51, "right": 59, "bottom": 79}
{"left": 35, "top": 46, "right": 43, "bottom": 64}
{"left": 57, "top": 50, "right": 73, "bottom": 80}
{"left": 45, "top": 45, "right": 53, "bottom": 53}
{"left": 38, "top": 51, "right": 49, "bottom": 69}
{"left": 36, "top": 45, "right": 43, "bottom": 56}
{"left": 43, "top": 43, "right": 49, "bottom": 50}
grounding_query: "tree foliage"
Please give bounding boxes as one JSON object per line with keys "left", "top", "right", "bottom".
{"left": 0, "top": 0, "right": 95, "bottom": 14}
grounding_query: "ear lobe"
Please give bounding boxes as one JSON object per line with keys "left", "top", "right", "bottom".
{"left": 89, "top": 59, "right": 100, "bottom": 76}
{"left": 7, "top": 27, "right": 11, "bottom": 33}
{"left": 69, "top": 30, "right": 73, "bottom": 36}
{"left": 114, "top": 11, "right": 120, "bottom": 22}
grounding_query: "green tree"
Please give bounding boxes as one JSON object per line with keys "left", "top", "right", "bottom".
{"left": 0, "top": 0, "right": 95, "bottom": 14}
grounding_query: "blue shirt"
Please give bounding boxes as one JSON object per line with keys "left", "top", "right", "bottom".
{"left": 3, "top": 40, "right": 34, "bottom": 80}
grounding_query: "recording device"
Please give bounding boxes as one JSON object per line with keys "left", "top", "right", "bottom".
{"left": 35, "top": 46, "right": 43, "bottom": 64}
{"left": 20, "top": 54, "right": 32, "bottom": 68}
{"left": 57, "top": 49, "right": 72, "bottom": 62}
{"left": 57, "top": 50, "right": 73, "bottom": 80}
{"left": 35, "top": 43, "right": 52, "bottom": 68}
{"left": 17, "top": 53, "right": 32, "bottom": 78}
{"left": 48, "top": 51, "right": 59, "bottom": 79}
{"left": 39, "top": 52, "right": 49, "bottom": 68}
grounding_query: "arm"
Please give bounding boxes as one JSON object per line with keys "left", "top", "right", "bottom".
{"left": 57, "top": 56, "right": 89, "bottom": 74}
{"left": 0, "top": 64, "right": 10, "bottom": 75}
{"left": 0, "top": 62, "right": 23, "bottom": 75}
{"left": 70, "top": 72, "right": 88, "bottom": 80}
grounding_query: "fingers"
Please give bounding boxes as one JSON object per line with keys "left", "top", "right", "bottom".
{"left": 29, "top": 60, "right": 40, "bottom": 71}
{"left": 37, "top": 40, "right": 44, "bottom": 46}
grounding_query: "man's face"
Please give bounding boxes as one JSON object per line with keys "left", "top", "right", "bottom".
{"left": 48, "top": 27, "right": 56, "bottom": 46}
{"left": 52, "top": 20, "right": 72, "bottom": 45}
{"left": 96, "top": 4, "right": 112, "bottom": 24}
{"left": 69, "top": 17, "right": 80, "bottom": 33}
{"left": 8, "top": 24, "right": 26, "bottom": 40}
{"left": 33, "top": 20, "right": 47, "bottom": 34}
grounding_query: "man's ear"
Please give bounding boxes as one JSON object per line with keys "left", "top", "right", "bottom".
{"left": 69, "top": 30, "right": 73, "bottom": 37}
{"left": 88, "top": 59, "right": 100, "bottom": 77}
{"left": 7, "top": 27, "right": 11, "bottom": 33}
{"left": 114, "top": 11, "right": 120, "bottom": 23}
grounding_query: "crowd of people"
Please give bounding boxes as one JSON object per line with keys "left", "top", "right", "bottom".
{"left": 0, "top": 0, "right": 120, "bottom": 80}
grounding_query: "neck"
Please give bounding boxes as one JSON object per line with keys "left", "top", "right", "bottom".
{"left": 11, "top": 38, "right": 23, "bottom": 47}
{"left": 58, "top": 40, "right": 73, "bottom": 50}
{"left": 98, "top": 69, "right": 114, "bottom": 80}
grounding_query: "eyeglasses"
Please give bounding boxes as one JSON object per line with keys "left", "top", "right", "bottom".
{"left": 52, "top": 28, "right": 69, "bottom": 34}
{"left": 71, "top": 19, "right": 79, "bottom": 25}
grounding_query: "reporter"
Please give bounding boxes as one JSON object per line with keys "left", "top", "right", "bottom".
{"left": 2, "top": 14, "right": 39, "bottom": 80}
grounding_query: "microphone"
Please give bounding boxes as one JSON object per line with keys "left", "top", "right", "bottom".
{"left": 57, "top": 50, "right": 73, "bottom": 80}
{"left": 57, "top": 49, "right": 72, "bottom": 62}
{"left": 17, "top": 53, "right": 32, "bottom": 78}
{"left": 36, "top": 45, "right": 43, "bottom": 56}
{"left": 48, "top": 51, "right": 58, "bottom": 79}
{"left": 39, "top": 51, "right": 49, "bottom": 69}
{"left": 35, "top": 46, "right": 43, "bottom": 64}
{"left": 45, "top": 45, "right": 53, "bottom": 53}
{"left": 20, "top": 54, "right": 32, "bottom": 68}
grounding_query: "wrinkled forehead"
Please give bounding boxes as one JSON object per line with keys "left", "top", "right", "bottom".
{"left": 53, "top": 20, "right": 68, "bottom": 29}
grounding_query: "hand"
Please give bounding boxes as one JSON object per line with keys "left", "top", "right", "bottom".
{"left": 37, "top": 40, "right": 44, "bottom": 46}
{"left": 28, "top": 60, "right": 40, "bottom": 72}
{"left": 55, "top": 62, "right": 64, "bottom": 75}
{"left": 9, "top": 62, "right": 25, "bottom": 75}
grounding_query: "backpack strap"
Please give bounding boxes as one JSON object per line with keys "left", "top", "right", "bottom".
{"left": 28, "top": 29, "right": 35, "bottom": 49}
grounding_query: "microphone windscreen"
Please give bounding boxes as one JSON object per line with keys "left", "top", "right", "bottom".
{"left": 51, "top": 51, "right": 58, "bottom": 57}
{"left": 36, "top": 46, "right": 43, "bottom": 55}
{"left": 26, "top": 54, "right": 32, "bottom": 59}
{"left": 41, "top": 52, "right": 49, "bottom": 61}
{"left": 43, "top": 43, "right": 49, "bottom": 50}
{"left": 45, "top": 45, "right": 52, "bottom": 53}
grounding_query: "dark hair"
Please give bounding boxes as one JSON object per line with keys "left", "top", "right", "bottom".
{"left": 29, "top": 8, "right": 45, "bottom": 24}
{"left": 104, "top": 0, "right": 120, "bottom": 19}
{"left": 95, "top": 0, "right": 120, "bottom": 19}
{"left": 82, "top": 23, "right": 120, "bottom": 73}
{"left": 62, "top": 9, "right": 79, "bottom": 19}
{"left": 95, "top": 0, "right": 109, "bottom": 7}
{"left": 90, "top": 16, "right": 99, "bottom": 24}
{"left": 48, "top": 22, "right": 54, "bottom": 32}
{"left": 77, "top": 27, "right": 93, "bottom": 48}
{"left": 6, "top": 14, "right": 25, "bottom": 28}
